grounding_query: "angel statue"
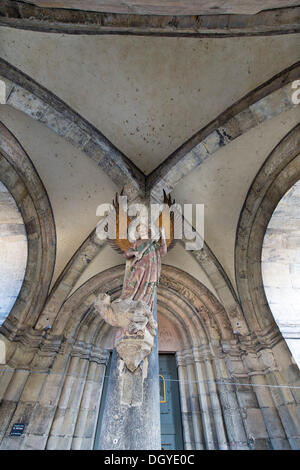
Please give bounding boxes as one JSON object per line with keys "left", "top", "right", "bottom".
{"left": 121, "top": 222, "right": 167, "bottom": 311}
{"left": 94, "top": 192, "right": 176, "bottom": 372}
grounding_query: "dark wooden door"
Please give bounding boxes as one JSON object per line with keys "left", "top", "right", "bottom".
{"left": 159, "top": 354, "right": 184, "bottom": 450}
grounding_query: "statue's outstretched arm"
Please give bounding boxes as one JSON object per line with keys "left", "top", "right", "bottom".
{"left": 94, "top": 293, "right": 124, "bottom": 327}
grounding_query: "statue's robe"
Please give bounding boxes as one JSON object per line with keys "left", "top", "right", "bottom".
{"left": 121, "top": 238, "right": 167, "bottom": 311}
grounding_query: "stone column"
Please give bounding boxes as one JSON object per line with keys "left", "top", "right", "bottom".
{"left": 71, "top": 349, "right": 109, "bottom": 450}
{"left": 184, "top": 350, "right": 205, "bottom": 449}
{"left": 213, "top": 354, "right": 249, "bottom": 450}
{"left": 97, "top": 292, "right": 161, "bottom": 450}
{"left": 193, "top": 346, "right": 216, "bottom": 449}
{"left": 203, "top": 355, "right": 229, "bottom": 450}
{"left": 176, "top": 352, "right": 194, "bottom": 450}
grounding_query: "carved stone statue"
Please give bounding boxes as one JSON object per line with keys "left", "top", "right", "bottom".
{"left": 94, "top": 223, "right": 167, "bottom": 372}
{"left": 94, "top": 191, "right": 176, "bottom": 373}
{"left": 121, "top": 222, "right": 167, "bottom": 310}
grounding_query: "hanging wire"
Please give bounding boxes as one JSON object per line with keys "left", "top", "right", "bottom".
{"left": 0, "top": 367, "right": 300, "bottom": 390}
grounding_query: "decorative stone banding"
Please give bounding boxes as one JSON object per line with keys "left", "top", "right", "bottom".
{"left": 0, "top": 2, "right": 300, "bottom": 37}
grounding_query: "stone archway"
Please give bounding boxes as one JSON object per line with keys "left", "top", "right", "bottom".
{"left": 41, "top": 264, "right": 242, "bottom": 450}
{"left": 262, "top": 179, "right": 300, "bottom": 366}
{"left": 1, "top": 264, "right": 299, "bottom": 450}
{"left": 0, "top": 121, "right": 56, "bottom": 332}
{"left": 235, "top": 124, "right": 300, "bottom": 334}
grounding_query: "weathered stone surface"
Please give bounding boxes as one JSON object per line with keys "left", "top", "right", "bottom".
{"left": 0, "top": 1, "right": 299, "bottom": 38}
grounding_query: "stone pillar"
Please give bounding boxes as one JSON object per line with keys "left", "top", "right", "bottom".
{"left": 47, "top": 355, "right": 89, "bottom": 450}
{"left": 71, "top": 348, "right": 109, "bottom": 450}
{"left": 213, "top": 354, "right": 249, "bottom": 450}
{"left": 97, "top": 292, "right": 161, "bottom": 450}
{"left": 203, "top": 356, "right": 229, "bottom": 450}
{"left": 176, "top": 352, "right": 194, "bottom": 450}
{"left": 259, "top": 348, "right": 300, "bottom": 449}
{"left": 184, "top": 350, "right": 205, "bottom": 449}
{"left": 193, "top": 347, "right": 216, "bottom": 449}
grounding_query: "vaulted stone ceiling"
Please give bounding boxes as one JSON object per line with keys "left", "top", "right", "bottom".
{"left": 0, "top": 28, "right": 299, "bottom": 174}
{"left": 0, "top": 21, "right": 299, "bottom": 300}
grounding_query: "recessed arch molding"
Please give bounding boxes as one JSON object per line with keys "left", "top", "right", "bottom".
{"left": 1, "top": 265, "right": 299, "bottom": 449}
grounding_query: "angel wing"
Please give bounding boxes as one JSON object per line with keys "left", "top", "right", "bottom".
{"left": 107, "top": 189, "right": 131, "bottom": 254}
{"left": 108, "top": 189, "right": 178, "bottom": 253}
